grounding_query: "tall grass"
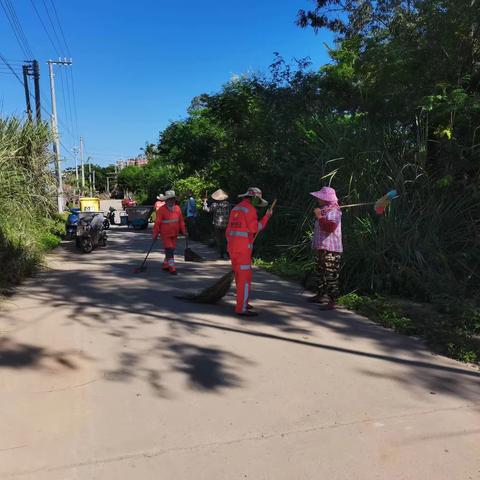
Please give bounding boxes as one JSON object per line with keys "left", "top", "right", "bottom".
{"left": 0, "top": 117, "right": 63, "bottom": 290}
{"left": 256, "top": 114, "right": 480, "bottom": 302}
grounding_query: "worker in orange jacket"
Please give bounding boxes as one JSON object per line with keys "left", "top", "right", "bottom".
{"left": 153, "top": 190, "right": 186, "bottom": 274}
{"left": 154, "top": 193, "right": 165, "bottom": 211}
{"left": 226, "top": 187, "right": 273, "bottom": 316}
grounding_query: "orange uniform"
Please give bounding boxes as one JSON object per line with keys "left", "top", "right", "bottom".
{"left": 153, "top": 204, "right": 186, "bottom": 272}
{"left": 226, "top": 198, "right": 271, "bottom": 313}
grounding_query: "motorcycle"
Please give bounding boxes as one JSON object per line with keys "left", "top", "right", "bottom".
{"left": 75, "top": 213, "right": 107, "bottom": 253}
{"left": 104, "top": 206, "right": 117, "bottom": 228}
{"left": 65, "top": 208, "right": 80, "bottom": 240}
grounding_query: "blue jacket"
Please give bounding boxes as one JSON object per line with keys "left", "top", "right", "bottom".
{"left": 185, "top": 196, "right": 197, "bottom": 218}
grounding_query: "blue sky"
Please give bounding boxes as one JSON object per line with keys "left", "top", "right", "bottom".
{"left": 0, "top": 1, "right": 332, "bottom": 167}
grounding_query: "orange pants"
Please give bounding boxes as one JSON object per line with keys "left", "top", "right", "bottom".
{"left": 161, "top": 235, "right": 177, "bottom": 249}
{"left": 230, "top": 251, "right": 253, "bottom": 313}
{"left": 161, "top": 236, "right": 177, "bottom": 270}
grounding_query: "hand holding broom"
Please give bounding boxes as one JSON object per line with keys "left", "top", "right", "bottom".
{"left": 267, "top": 198, "right": 277, "bottom": 216}
{"left": 177, "top": 198, "right": 278, "bottom": 303}
{"left": 316, "top": 190, "right": 398, "bottom": 216}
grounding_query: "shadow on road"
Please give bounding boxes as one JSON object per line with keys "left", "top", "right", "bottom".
{"left": 0, "top": 336, "right": 85, "bottom": 371}
{"left": 2, "top": 227, "right": 479, "bottom": 400}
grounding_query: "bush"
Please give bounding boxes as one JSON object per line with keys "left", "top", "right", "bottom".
{"left": 338, "top": 292, "right": 479, "bottom": 363}
{"left": 0, "top": 118, "right": 62, "bottom": 291}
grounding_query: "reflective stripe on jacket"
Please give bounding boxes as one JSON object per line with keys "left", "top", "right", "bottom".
{"left": 153, "top": 204, "right": 186, "bottom": 238}
{"left": 225, "top": 198, "right": 270, "bottom": 254}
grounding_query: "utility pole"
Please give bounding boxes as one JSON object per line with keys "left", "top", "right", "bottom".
{"left": 47, "top": 58, "right": 72, "bottom": 213}
{"left": 22, "top": 65, "right": 32, "bottom": 120}
{"left": 80, "top": 136, "right": 85, "bottom": 195}
{"left": 72, "top": 146, "right": 79, "bottom": 199}
{"left": 88, "top": 156, "right": 93, "bottom": 197}
{"left": 32, "top": 60, "right": 41, "bottom": 122}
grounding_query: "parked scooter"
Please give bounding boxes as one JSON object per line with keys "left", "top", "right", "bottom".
{"left": 105, "top": 206, "right": 117, "bottom": 227}
{"left": 75, "top": 213, "right": 107, "bottom": 253}
{"left": 65, "top": 208, "right": 80, "bottom": 240}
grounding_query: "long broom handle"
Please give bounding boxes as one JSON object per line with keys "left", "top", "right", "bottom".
{"left": 339, "top": 201, "right": 374, "bottom": 209}
{"left": 253, "top": 198, "right": 277, "bottom": 242}
{"left": 139, "top": 238, "right": 156, "bottom": 269}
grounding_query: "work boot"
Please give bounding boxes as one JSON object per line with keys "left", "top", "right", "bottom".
{"left": 318, "top": 300, "right": 336, "bottom": 311}
{"left": 237, "top": 310, "right": 258, "bottom": 317}
{"left": 169, "top": 266, "right": 177, "bottom": 275}
{"left": 308, "top": 294, "right": 328, "bottom": 304}
{"left": 162, "top": 262, "right": 169, "bottom": 271}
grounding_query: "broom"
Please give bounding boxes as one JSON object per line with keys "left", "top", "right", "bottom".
{"left": 342, "top": 189, "right": 398, "bottom": 213}
{"left": 176, "top": 199, "right": 277, "bottom": 303}
{"left": 318, "top": 190, "right": 399, "bottom": 215}
{"left": 133, "top": 238, "right": 156, "bottom": 273}
{"left": 184, "top": 230, "right": 204, "bottom": 262}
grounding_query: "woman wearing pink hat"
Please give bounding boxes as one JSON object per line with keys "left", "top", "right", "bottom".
{"left": 309, "top": 186, "right": 343, "bottom": 310}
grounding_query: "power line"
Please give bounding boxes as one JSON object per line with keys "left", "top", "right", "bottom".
{"left": 28, "top": 0, "right": 61, "bottom": 57}
{"left": 48, "top": 0, "right": 70, "bottom": 56}
{"left": 58, "top": 66, "right": 72, "bottom": 142}
{"left": 47, "top": 0, "right": 79, "bottom": 146}
{"left": 31, "top": 1, "right": 79, "bottom": 155}
{"left": 41, "top": 0, "right": 64, "bottom": 54}
{"left": 63, "top": 66, "right": 76, "bottom": 140}
{"left": 0, "top": 52, "right": 24, "bottom": 85}
{"left": 0, "top": 0, "right": 34, "bottom": 59}
{"left": 5, "top": 0, "right": 35, "bottom": 57}
{"left": 68, "top": 66, "right": 79, "bottom": 139}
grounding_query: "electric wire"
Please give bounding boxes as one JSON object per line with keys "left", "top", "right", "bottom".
{"left": 28, "top": 0, "right": 61, "bottom": 57}
{"left": 40, "top": 0, "right": 65, "bottom": 56}
{"left": 48, "top": 0, "right": 70, "bottom": 56}
{"left": 0, "top": 52, "right": 25, "bottom": 85}
{"left": 0, "top": 0, "right": 34, "bottom": 59}
{"left": 4, "top": 0, "right": 35, "bottom": 58}
{"left": 28, "top": 0, "right": 79, "bottom": 167}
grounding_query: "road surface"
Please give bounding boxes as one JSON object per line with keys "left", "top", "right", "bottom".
{"left": 1, "top": 227, "right": 479, "bottom": 479}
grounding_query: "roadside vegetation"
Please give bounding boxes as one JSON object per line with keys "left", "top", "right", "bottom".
{"left": 120, "top": 0, "right": 480, "bottom": 362}
{"left": 0, "top": 118, "right": 64, "bottom": 291}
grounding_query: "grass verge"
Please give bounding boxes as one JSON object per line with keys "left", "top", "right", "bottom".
{"left": 255, "top": 256, "right": 480, "bottom": 365}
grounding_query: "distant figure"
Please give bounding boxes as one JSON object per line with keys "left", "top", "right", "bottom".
{"left": 154, "top": 194, "right": 165, "bottom": 211}
{"left": 203, "top": 189, "right": 231, "bottom": 259}
{"left": 121, "top": 197, "right": 136, "bottom": 210}
{"left": 152, "top": 190, "right": 186, "bottom": 275}
{"left": 309, "top": 186, "right": 343, "bottom": 310}
{"left": 184, "top": 189, "right": 198, "bottom": 240}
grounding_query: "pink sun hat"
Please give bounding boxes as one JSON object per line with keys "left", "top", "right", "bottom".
{"left": 310, "top": 186, "right": 338, "bottom": 203}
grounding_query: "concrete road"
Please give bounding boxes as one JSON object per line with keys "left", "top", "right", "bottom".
{"left": 1, "top": 227, "right": 479, "bottom": 479}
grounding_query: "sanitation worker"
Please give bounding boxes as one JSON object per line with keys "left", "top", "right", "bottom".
{"left": 203, "top": 188, "right": 231, "bottom": 259}
{"left": 226, "top": 187, "right": 273, "bottom": 316}
{"left": 153, "top": 190, "right": 186, "bottom": 275}
{"left": 154, "top": 193, "right": 165, "bottom": 211}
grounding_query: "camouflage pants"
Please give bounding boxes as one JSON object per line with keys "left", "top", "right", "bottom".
{"left": 316, "top": 250, "right": 341, "bottom": 301}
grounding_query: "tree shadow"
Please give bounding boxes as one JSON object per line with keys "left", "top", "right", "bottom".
{"left": 0, "top": 337, "right": 83, "bottom": 371}
{"left": 160, "top": 339, "right": 249, "bottom": 391}
{"left": 4, "top": 228, "right": 479, "bottom": 402}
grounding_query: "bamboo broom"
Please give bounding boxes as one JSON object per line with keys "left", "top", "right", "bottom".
{"left": 176, "top": 199, "right": 277, "bottom": 304}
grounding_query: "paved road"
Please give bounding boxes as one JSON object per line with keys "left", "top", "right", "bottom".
{"left": 1, "top": 227, "right": 479, "bottom": 479}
